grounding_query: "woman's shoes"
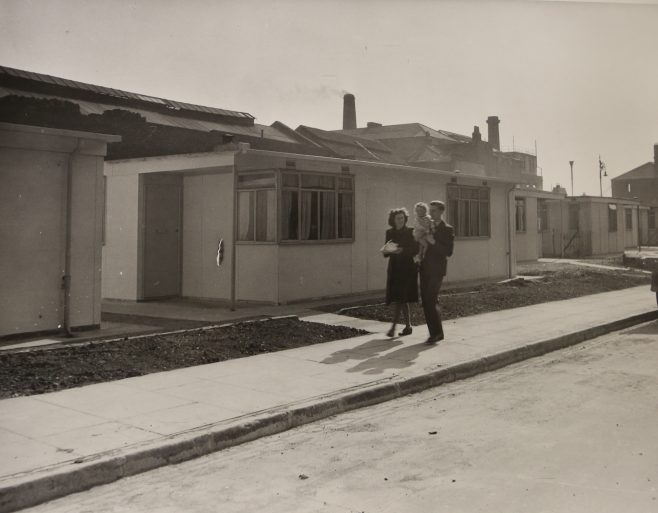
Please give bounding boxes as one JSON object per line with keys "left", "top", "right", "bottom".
{"left": 387, "top": 326, "right": 412, "bottom": 337}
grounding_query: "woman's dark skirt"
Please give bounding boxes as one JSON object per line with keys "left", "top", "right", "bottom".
{"left": 386, "top": 256, "right": 419, "bottom": 304}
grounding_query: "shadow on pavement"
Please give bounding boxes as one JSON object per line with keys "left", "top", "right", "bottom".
{"left": 347, "top": 342, "right": 436, "bottom": 375}
{"left": 321, "top": 338, "right": 402, "bottom": 365}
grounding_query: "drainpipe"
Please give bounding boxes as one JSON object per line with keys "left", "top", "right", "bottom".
{"left": 61, "top": 139, "right": 82, "bottom": 337}
{"left": 507, "top": 185, "right": 516, "bottom": 278}
{"left": 230, "top": 145, "right": 249, "bottom": 311}
{"left": 560, "top": 201, "right": 564, "bottom": 258}
{"left": 230, "top": 153, "right": 238, "bottom": 311}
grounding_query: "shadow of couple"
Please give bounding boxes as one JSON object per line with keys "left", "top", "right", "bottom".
{"left": 321, "top": 335, "right": 435, "bottom": 375}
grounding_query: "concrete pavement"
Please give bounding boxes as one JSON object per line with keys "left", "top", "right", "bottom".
{"left": 1, "top": 285, "right": 657, "bottom": 512}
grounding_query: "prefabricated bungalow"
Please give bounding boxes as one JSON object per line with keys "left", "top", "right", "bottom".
{"left": 513, "top": 187, "right": 567, "bottom": 262}
{"left": 102, "top": 145, "right": 518, "bottom": 305}
{"left": 611, "top": 144, "right": 658, "bottom": 245}
{"left": 0, "top": 122, "right": 119, "bottom": 337}
{"left": 541, "top": 195, "right": 641, "bottom": 258}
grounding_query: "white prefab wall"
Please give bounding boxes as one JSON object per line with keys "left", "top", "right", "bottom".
{"left": 182, "top": 173, "right": 233, "bottom": 300}
{"left": 514, "top": 196, "right": 541, "bottom": 262}
{"left": 1, "top": 125, "right": 109, "bottom": 337}
{"left": 102, "top": 174, "right": 140, "bottom": 300}
{"left": 278, "top": 244, "right": 352, "bottom": 302}
{"left": 236, "top": 245, "right": 278, "bottom": 302}
{"left": 357, "top": 166, "right": 512, "bottom": 294}
{"left": 69, "top": 154, "right": 104, "bottom": 328}
{"left": 0, "top": 149, "right": 66, "bottom": 335}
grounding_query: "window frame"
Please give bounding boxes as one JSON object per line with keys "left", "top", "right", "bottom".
{"left": 624, "top": 207, "right": 633, "bottom": 231}
{"left": 447, "top": 184, "right": 491, "bottom": 239}
{"left": 608, "top": 203, "right": 618, "bottom": 233}
{"left": 279, "top": 169, "right": 355, "bottom": 244}
{"left": 236, "top": 171, "right": 277, "bottom": 243}
{"left": 537, "top": 199, "right": 549, "bottom": 232}
{"left": 515, "top": 197, "right": 526, "bottom": 233}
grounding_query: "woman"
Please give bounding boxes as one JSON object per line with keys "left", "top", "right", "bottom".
{"left": 383, "top": 207, "right": 419, "bottom": 337}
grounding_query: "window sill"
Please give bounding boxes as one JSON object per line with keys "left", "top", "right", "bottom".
{"left": 279, "top": 239, "right": 355, "bottom": 245}
{"left": 236, "top": 240, "right": 277, "bottom": 245}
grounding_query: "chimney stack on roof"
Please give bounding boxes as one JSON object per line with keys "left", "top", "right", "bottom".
{"left": 472, "top": 126, "right": 481, "bottom": 144}
{"left": 487, "top": 116, "right": 500, "bottom": 151}
{"left": 654, "top": 143, "right": 658, "bottom": 170}
{"left": 343, "top": 93, "right": 357, "bottom": 130}
{"left": 367, "top": 122, "right": 382, "bottom": 128}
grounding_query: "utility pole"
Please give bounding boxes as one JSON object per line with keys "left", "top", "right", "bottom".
{"left": 569, "top": 161, "right": 574, "bottom": 197}
{"left": 598, "top": 155, "right": 607, "bottom": 197}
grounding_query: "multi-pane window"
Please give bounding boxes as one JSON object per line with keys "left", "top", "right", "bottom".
{"left": 281, "top": 172, "right": 354, "bottom": 241}
{"left": 538, "top": 199, "right": 549, "bottom": 232}
{"left": 447, "top": 185, "right": 490, "bottom": 237}
{"left": 515, "top": 198, "right": 526, "bottom": 232}
{"left": 608, "top": 204, "right": 618, "bottom": 232}
{"left": 649, "top": 209, "right": 656, "bottom": 230}
{"left": 568, "top": 203, "right": 579, "bottom": 231}
{"left": 237, "top": 172, "right": 276, "bottom": 241}
{"left": 625, "top": 207, "right": 633, "bottom": 231}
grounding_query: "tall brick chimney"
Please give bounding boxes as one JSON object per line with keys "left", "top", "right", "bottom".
{"left": 343, "top": 93, "right": 356, "bottom": 130}
{"left": 487, "top": 116, "right": 500, "bottom": 151}
{"left": 654, "top": 143, "right": 658, "bottom": 172}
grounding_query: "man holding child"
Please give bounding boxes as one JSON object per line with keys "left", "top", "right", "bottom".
{"left": 418, "top": 200, "right": 454, "bottom": 344}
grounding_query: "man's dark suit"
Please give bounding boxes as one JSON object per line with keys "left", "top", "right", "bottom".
{"left": 419, "top": 220, "right": 455, "bottom": 339}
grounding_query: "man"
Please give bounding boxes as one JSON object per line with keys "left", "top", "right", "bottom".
{"left": 419, "top": 200, "right": 454, "bottom": 344}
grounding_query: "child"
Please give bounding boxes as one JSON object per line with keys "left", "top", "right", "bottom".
{"left": 412, "top": 202, "right": 435, "bottom": 264}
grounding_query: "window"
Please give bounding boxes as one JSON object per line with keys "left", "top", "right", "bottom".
{"left": 515, "top": 198, "right": 526, "bottom": 232}
{"left": 568, "top": 203, "right": 579, "bottom": 231}
{"left": 281, "top": 172, "right": 354, "bottom": 241}
{"left": 447, "top": 185, "right": 490, "bottom": 237}
{"left": 538, "top": 199, "right": 549, "bottom": 232}
{"left": 237, "top": 172, "right": 276, "bottom": 241}
{"left": 608, "top": 204, "right": 618, "bottom": 232}
{"left": 649, "top": 209, "right": 656, "bottom": 230}
{"left": 625, "top": 208, "right": 633, "bottom": 231}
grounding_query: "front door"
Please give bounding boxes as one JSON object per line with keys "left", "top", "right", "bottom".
{"left": 142, "top": 175, "right": 182, "bottom": 299}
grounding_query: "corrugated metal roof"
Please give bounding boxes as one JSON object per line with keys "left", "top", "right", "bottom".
{"left": 337, "top": 123, "right": 461, "bottom": 143}
{"left": 300, "top": 125, "right": 394, "bottom": 152}
{"left": 0, "top": 65, "right": 255, "bottom": 121}
{"left": 297, "top": 125, "right": 405, "bottom": 164}
{"left": 0, "top": 86, "right": 299, "bottom": 143}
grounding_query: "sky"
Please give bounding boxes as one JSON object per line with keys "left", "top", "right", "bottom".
{"left": 1, "top": 0, "right": 657, "bottom": 196}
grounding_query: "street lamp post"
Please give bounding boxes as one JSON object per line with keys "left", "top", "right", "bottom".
{"left": 569, "top": 160, "right": 574, "bottom": 197}
{"left": 598, "top": 155, "right": 608, "bottom": 197}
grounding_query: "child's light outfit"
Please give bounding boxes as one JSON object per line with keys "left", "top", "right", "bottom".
{"left": 412, "top": 215, "right": 435, "bottom": 263}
